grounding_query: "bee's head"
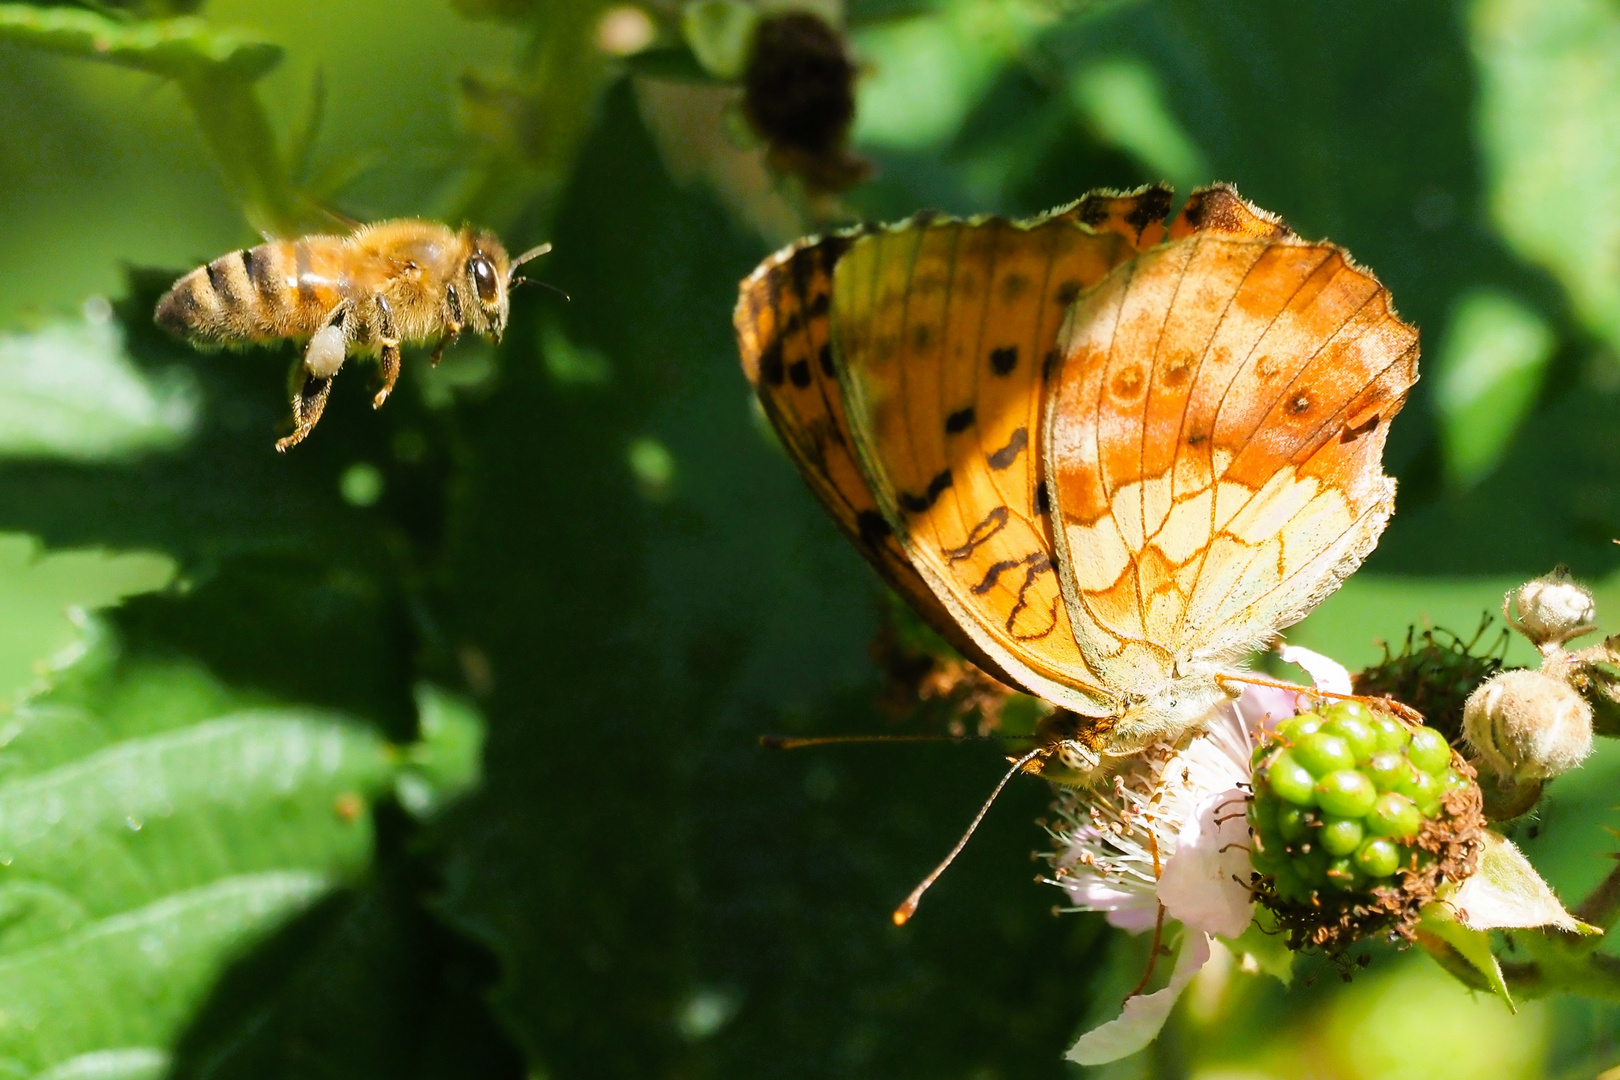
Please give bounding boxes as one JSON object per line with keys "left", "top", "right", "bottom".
{"left": 463, "top": 231, "right": 512, "bottom": 344}
{"left": 463, "top": 230, "right": 553, "bottom": 345}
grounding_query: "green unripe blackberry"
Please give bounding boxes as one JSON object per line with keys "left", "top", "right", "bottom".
{"left": 1294, "top": 732, "right": 1355, "bottom": 775}
{"left": 1354, "top": 837, "right": 1402, "bottom": 878}
{"left": 1364, "top": 750, "right": 1407, "bottom": 791}
{"left": 1321, "top": 714, "right": 1378, "bottom": 762}
{"left": 1246, "top": 698, "right": 1486, "bottom": 953}
{"left": 1406, "top": 728, "right": 1451, "bottom": 774}
{"left": 1393, "top": 768, "right": 1442, "bottom": 816}
{"left": 1320, "top": 815, "right": 1364, "bottom": 856}
{"left": 1317, "top": 769, "right": 1377, "bottom": 817}
{"left": 1365, "top": 793, "right": 1423, "bottom": 840}
{"left": 1276, "top": 803, "right": 1314, "bottom": 842}
{"left": 1266, "top": 751, "right": 1317, "bottom": 805}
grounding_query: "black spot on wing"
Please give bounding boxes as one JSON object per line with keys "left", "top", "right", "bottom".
{"left": 944, "top": 506, "right": 1008, "bottom": 563}
{"left": 1124, "top": 186, "right": 1173, "bottom": 236}
{"left": 944, "top": 406, "right": 975, "bottom": 435}
{"left": 1340, "top": 414, "right": 1381, "bottom": 443}
{"left": 818, "top": 343, "right": 835, "bottom": 378}
{"left": 899, "top": 469, "right": 952, "bottom": 514}
{"left": 990, "top": 346, "right": 1018, "bottom": 376}
{"left": 788, "top": 359, "right": 812, "bottom": 388}
{"left": 857, "top": 510, "right": 891, "bottom": 548}
{"left": 987, "top": 427, "right": 1028, "bottom": 471}
{"left": 760, "top": 340, "right": 786, "bottom": 386}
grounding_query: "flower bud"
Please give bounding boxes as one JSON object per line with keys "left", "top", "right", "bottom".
{"left": 1462, "top": 669, "right": 1594, "bottom": 783}
{"left": 1504, "top": 569, "right": 1596, "bottom": 650}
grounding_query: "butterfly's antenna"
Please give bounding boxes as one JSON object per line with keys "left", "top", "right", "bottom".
{"left": 1215, "top": 672, "right": 1426, "bottom": 725}
{"left": 892, "top": 746, "right": 1043, "bottom": 926}
{"left": 759, "top": 733, "right": 1021, "bottom": 750}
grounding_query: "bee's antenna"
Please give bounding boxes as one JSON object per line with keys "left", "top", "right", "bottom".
{"left": 891, "top": 746, "right": 1043, "bottom": 926}
{"left": 510, "top": 277, "right": 571, "bottom": 301}
{"left": 511, "top": 241, "right": 553, "bottom": 269}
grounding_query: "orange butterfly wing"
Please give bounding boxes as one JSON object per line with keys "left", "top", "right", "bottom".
{"left": 735, "top": 228, "right": 1013, "bottom": 679}
{"left": 825, "top": 189, "right": 1186, "bottom": 713}
{"left": 1044, "top": 223, "right": 1419, "bottom": 705}
{"left": 734, "top": 183, "right": 1408, "bottom": 735}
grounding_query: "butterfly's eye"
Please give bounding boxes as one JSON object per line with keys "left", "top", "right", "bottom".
{"left": 470, "top": 255, "right": 499, "bottom": 304}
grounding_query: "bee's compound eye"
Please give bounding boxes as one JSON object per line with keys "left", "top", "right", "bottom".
{"left": 470, "top": 256, "right": 498, "bottom": 303}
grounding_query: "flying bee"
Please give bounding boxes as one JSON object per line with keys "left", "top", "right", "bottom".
{"left": 154, "top": 219, "right": 552, "bottom": 451}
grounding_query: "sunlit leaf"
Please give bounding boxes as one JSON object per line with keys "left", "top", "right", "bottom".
{"left": 681, "top": 0, "right": 758, "bottom": 80}
{"left": 1433, "top": 289, "right": 1555, "bottom": 489}
{"left": 0, "top": 534, "right": 174, "bottom": 709}
{"left": 0, "top": 311, "right": 198, "bottom": 463}
{"left": 1472, "top": 0, "right": 1620, "bottom": 352}
{"left": 1451, "top": 831, "right": 1593, "bottom": 934}
{"left": 1069, "top": 56, "right": 1209, "bottom": 192}
{"left": 0, "top": 4, "right": 281, "bottom": 81}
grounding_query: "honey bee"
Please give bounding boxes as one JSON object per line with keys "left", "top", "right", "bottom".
{"left": 155, "top": 219, "right": 551, "bottom": 451}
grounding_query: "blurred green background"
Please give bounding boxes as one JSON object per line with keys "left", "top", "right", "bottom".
{"left": 1, "top": 0, "right": 1620, "bottom": 1077}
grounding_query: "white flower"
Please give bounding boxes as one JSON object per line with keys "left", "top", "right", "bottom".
{"left": 1045, "top": 646, "right": 1351, "bottom": 1065}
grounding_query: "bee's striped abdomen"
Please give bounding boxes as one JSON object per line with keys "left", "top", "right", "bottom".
{"left": 154, "top": 240, "right": 325, "bottom": 345}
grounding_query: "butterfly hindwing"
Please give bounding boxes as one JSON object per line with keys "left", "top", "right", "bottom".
{"left": 1044, "top": 225, "right": 1418, "bottom": 705}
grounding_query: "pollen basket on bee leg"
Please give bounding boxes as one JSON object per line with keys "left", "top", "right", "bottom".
{"left": 304, "top": 325, "right": 348, "bottom": 379}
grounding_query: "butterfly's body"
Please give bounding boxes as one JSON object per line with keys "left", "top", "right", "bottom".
{"left": 737, "top": 185, "right": 1417, "bottom": 783}
{"left": 155, "top": 219, "right": 548, "bottom": 451}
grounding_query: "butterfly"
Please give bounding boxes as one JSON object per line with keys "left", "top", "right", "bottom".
{"left": 735, "top": 184, "right": 1418, "bottom": 781}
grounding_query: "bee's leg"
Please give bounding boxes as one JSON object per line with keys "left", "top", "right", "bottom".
{"left": 435, "top": 286, "right": 464, "bottom": 367}
{"left": 372, "top": 295, "right": 401, "bottom": 408}
{"left": 276, "top": 306, "right": 349, "bottom": 452}
{"left": 429, "top": 328, "right": 459, "bottom": 367}
{"left": 277, "top": 362, "right": 334, "bottom": 453}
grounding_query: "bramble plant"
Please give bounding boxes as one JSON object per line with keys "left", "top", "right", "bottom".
{"left": 7, "top": 0, "right": 1620, "bottom": 1077}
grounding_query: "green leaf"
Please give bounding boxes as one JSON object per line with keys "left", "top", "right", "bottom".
{"left": 0, "top": 653, "right": 482, "bottom": 1074}
{"left": 1473, "top": 0, "right": 1620, "bottom": 354}
{"left": 1450, "top": 831, "right": 1595, "bottom": 935}
{"left": 619, "top": 44, "right": 725, "bottom": 84}
{"left": 1417, "top": 902, "right": 1514, "bottom": 1010}
{"left": 395, "top": 683, "right": 484, "bottom": 818}
{"left": 0, "top": 312, "right": 198, "bottom": 463}
{"left": 0, "top": 534, "right": 174, "bottom": 709}
{"left": 0, "top": 5, "right": 282, "bottom": 82}
{"left": 0, "top": 872, "right": 330, "bottom": 1076}
{"left": 680, "top": 0, "right": 759, "bottom": 80}
{"left": 1432, "top": 289, "right": 1555, "bottom": 489}
{"left": 1069, "top": 56, "right": 1210, "bottom": 193}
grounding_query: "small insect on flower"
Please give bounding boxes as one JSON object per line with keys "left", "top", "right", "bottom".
{"left": 154, "top": 220, "right": 552, "bottom": 451}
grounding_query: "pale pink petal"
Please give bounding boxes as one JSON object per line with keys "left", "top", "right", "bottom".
{"left": 1158, "top": 786, "right": 1255, "bottom": 939}
{"left": 1233, "top": 684, "right": 1304, "bottom": 732}
{"left": 1062, "top": 873, "right": 1161, "bottom": 933}
{"left": 1066, "top": 933, "right": 1212, "bottom": 1065}
{"left": 1278, "top": 644, "right": 1352, "bottom": 696}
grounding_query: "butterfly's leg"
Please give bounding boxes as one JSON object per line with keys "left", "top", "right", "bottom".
{"left": 372, "top": 295, "right": 402, "bottom": 408}
{"left": 276, "top": 302, "right": 349, "bottom": 452}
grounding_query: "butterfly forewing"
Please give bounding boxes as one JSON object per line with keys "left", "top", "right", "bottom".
{"left": 828, "top": 195, "right": 1175, "bottom": 714}
{"left": 1044, "top": 233, "right": 1418, "bottom": 702}
{"left": 735, "top": 231, "right": 1019, "bottom": 680}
